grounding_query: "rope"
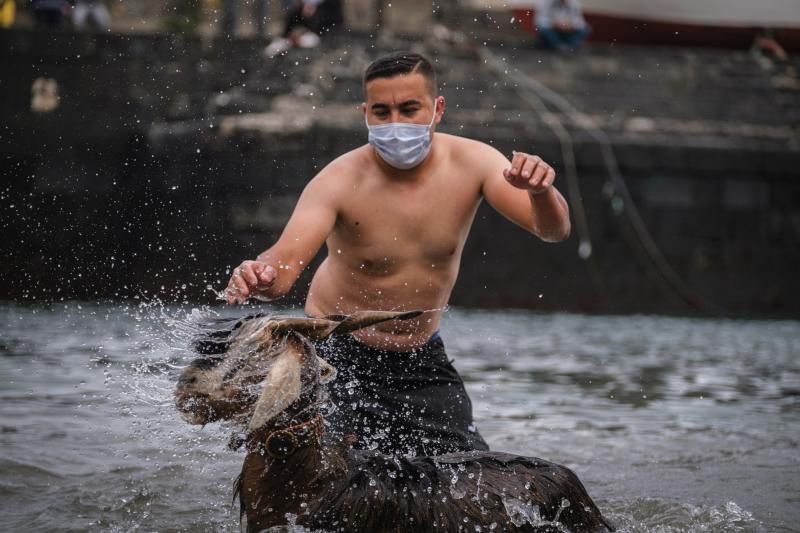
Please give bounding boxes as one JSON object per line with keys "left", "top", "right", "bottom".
{"left": 476, "top": 47, "right": 727, "bottom": 316}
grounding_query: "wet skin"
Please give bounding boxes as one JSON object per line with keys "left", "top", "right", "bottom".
{"left": 226, "top": 72, "right": 570, "bottom": 350}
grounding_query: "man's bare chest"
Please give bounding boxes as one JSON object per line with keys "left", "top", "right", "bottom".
{"left": 331, "top": 180, "right": 481, "bottom": 265}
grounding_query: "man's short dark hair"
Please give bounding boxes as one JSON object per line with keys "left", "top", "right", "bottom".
{"left": 363, "top": 51, "right": 437, "bottom": 96}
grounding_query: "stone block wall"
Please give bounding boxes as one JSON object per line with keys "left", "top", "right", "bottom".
{"left": 2, "top": 28, "right": 799, "bottom": 317}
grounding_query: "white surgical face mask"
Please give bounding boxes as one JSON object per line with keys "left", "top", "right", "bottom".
{"left": 366, "top": 100, "right": 438, "bottom": 170}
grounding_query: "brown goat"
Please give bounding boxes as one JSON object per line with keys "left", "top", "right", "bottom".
{"left": 175, "top": 311, "right": 615, "bottom": 532}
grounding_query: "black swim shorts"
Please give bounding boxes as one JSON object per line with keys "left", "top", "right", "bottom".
{"left": 313, "top": 333, "right": 489, "bottom": 456}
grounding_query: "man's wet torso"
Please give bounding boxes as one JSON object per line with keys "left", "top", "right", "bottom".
{"left": 304, "top": 134, "right": 488, "bottom": 351}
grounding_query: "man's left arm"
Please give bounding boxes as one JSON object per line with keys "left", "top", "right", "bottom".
{"left": 481, "top": 149, "right": 571, "bottom": 242}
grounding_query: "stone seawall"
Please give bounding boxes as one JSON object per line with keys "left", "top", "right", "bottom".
{"left": 2, "top": 28, "right": 799, "bottom": 317}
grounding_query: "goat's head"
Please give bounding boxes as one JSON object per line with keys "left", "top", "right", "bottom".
{"left": 175, "top": 310, "right": 422, "bottom": 433}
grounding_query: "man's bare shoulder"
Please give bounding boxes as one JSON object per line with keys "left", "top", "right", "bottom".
{"left": 307, "top": 144, "right": 372, "bottom": 192}
{"left": 439, "top": 133, "right": 509, "bottom": 172}
{"left": 439, "top": 133, "right": 505, "bottom": 159}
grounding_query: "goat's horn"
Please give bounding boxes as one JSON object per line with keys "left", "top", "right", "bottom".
{"left": 272, "top": 318, "right": 341, "bottom": 340}
{"left": 272, "top": 310, "right": 423, "bottom": 340}
{"left": 329, "top": 310, "right": 423, "bottom": 336}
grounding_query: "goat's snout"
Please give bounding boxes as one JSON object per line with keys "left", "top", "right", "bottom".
{"left": 318, "top": 357, "right": 336, "bottom": 383}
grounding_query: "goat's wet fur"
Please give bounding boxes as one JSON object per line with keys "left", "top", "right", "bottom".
{"left": 175, "top": 311, "right": 614, "bottom": 532}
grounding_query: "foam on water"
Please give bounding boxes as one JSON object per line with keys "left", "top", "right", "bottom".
{"left": 605, "top": 499, "right": 763, "bottom": 533}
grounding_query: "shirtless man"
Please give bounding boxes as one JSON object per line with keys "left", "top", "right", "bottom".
{"left": 225, "top": 51, "right": 570, "bottom": 456}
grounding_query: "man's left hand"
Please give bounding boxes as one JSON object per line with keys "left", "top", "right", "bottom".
{"left": 503, "top": 151, "right": 556, "bottom": 196}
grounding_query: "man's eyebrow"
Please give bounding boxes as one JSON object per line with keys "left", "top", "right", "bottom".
{"left": 370, "top": 99, "right": 422, "bottom": 111}
{"left": 399, "top": 99, "right": 422, "bottom": 107}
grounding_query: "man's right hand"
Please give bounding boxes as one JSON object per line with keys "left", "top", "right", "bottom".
{"left": 225, "top": 260, "right": 277, "bottom": 304}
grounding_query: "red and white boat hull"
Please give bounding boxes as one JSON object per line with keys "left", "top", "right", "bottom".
{"left": 497, "top": 0, "right": 800, "bottom": 49}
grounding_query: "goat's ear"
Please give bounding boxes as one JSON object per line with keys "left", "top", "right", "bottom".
{"left": 248, "top": 346, "right": 303, "bottom": 431}
{"left": 272, "top": 318, "right": 340, "bottom": 340}
{"left": 317, "top": 356, "right": 337, "bottom": 384}
{"left": 330, "top": 310, "right": 424, "bottom": 336}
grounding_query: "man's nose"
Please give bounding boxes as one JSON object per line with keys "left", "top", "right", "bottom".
{"left": 388, "top": 109, "right": 403, "bottom": 122}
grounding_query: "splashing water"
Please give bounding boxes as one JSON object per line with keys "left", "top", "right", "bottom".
{"left": 207, "top": 284, "right": 228, "bottom": 302}
{"left": 448, "top": 464, "right": 468, "bottom": 500}
{"left": 1, "top": 305, "right": 797, "bottom": 531}
{"left": 502, "top": 496, "right": 559, "bottom": 530}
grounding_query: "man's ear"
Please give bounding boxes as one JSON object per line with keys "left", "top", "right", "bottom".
{"left": 434, "top": 96, "right": 445, "bottom": 124}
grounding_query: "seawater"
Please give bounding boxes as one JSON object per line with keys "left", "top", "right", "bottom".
{"left": 1, "top": 303, "right": 798, "bottom": 532}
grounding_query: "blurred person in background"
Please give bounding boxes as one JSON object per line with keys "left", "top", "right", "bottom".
{"left": 752, "top": 27, "right": 789, "bottom": 61}
{"left": 263, "top": 0, "right": 343, "bottom": 57}
{"left": 31, "top": 0, "right": 70, "bottom": 29}
{"left": 1, "top": 0, "right": 15, "bottom": 28}
{"left": 72, "top": 0, "right": 110, "bottom": 31}
{"left": 535, "top": 0, "right": 591, "bottom": 53}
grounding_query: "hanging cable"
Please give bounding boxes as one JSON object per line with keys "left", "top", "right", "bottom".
{"left": 477, "top": 48, "right": 607, "bottom": 303}
{"left": 476, "top": 47, "right": 727, "bottom": 316}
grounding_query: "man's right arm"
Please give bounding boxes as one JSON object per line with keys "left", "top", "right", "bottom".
{"left": 225, "top": 173, "right": 338, "bottom": 304}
